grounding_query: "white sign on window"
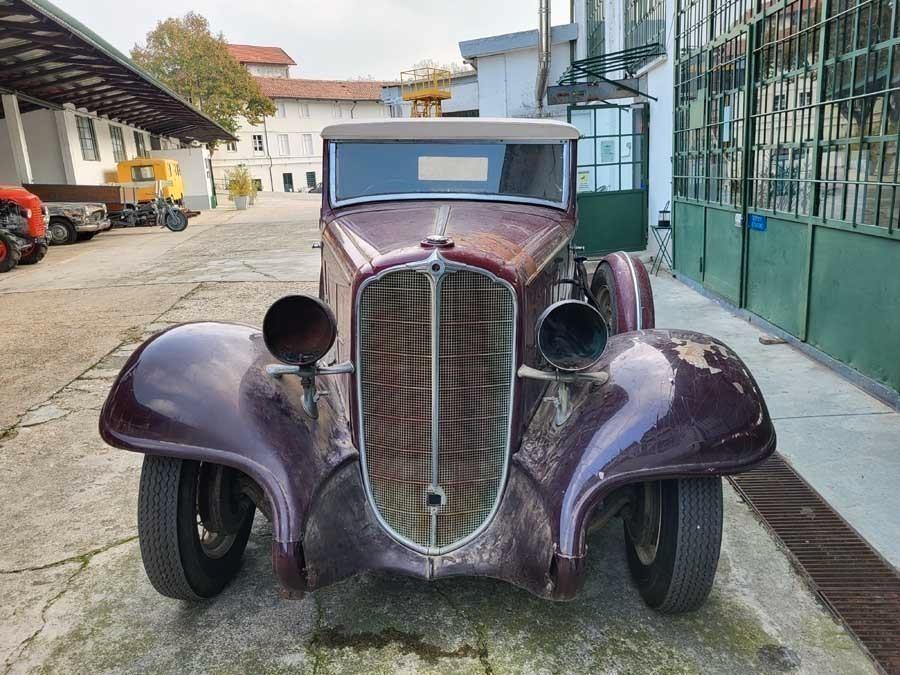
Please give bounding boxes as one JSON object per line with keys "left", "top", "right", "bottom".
{"left": 418, "top": 156, "right": 489, "bottom": 182}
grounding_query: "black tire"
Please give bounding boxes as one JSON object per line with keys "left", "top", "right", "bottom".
{"left": 19, "top": 242, "right": 48, "bottom": 265}
{"left": 137, "top": 456, "right": 254, "bottom": 600}
{"left": 0, "top": 232, "right": 20, "bottom": 272}
{"left": 76, "top": 231, "right": 97, "bottom": 241}
{"left": 624, "top": 478, "right": 723, "bottom": 614}
{"left": 590, "top": 261, "right": 620, "bottom": 334}
{"left": 48, "top": 217, "right": 77, "bottom": 245}
{"left": 164, "top": 209, "right": 188, "bottom": 232}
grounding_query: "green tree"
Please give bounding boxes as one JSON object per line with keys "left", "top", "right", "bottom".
{"left": 131, "top": 12, "right": 274, "bottom": 137}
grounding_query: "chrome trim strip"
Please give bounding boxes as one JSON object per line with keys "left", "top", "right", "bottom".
{"left": 354, "top": 254, "right": 518, "bottom": 556}
{"left": 621, "top": 252, "right": 643, "bottom": 330}
{"left": 329, "top": 142, "right": 570, "bottom": 211}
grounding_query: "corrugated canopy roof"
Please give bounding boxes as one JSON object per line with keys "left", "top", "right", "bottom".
{"left": 255, "top": 76, "right": 385, "bottom": 101}
{"left": 0, "top": 0, "right": 235, "bottom": 142}
{"left": 227, "top": 43, "right": 296, "bottom": 66}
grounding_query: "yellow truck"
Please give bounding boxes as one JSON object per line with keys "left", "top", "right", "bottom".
{"left": 116, "top": 158, "right": 184, "bottom": 203}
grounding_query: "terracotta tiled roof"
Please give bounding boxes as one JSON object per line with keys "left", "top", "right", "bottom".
{"left": 227, "top": 44, "right": 296, "bottom": 66}
{"left": 254, "top": 77, "right": 385, "bottom": 101}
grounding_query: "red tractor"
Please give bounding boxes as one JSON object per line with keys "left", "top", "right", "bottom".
{"left": 0, "top": 186, "right": 49, "bottom": 272}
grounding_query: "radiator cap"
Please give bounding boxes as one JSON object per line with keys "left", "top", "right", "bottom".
{"left": 421, "top": 234, "right": 454, "bottom": 248}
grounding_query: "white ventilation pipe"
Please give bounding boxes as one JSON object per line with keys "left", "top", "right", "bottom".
{"left": 535, "top": 0, "right": 551, "bottom": 111}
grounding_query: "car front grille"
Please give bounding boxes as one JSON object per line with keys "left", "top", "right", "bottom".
{"left": 358, "top": 264, "right": 515, "bottom": 552}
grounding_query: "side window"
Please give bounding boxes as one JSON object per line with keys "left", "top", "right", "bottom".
{"left": 76, "top": 116, "right": 99, "bottom": 161}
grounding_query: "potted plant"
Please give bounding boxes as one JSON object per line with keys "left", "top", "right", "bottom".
{"left": 227, "top": 167, "right": 253, "bottom": 210}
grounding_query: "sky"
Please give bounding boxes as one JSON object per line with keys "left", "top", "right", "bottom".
{"left": 53, "top": 0, "right": 571, "bottom": 80}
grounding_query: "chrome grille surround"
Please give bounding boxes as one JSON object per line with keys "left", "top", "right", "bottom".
{"left": 356, "top": 252, "right": 516, "bottom": 554}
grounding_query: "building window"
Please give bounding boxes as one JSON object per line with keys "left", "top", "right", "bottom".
{"left": 276, "top": 100, "right": 287, "bottom": 118}
{"left": 587, "top": 0, "right": 605, "bottom": 58}
{"left": 332, "top": 103, "right": 343, "bottom": 118}
{"left": 76, "top": 116, "right": 99, "bottom": 161}
{"left": 306, "top": 171, "right": 317, "bottom": 188}
{"left": 299, "top": 102, "right": 310, "bottom": 118}
{"left": 301, "top": 133, "right": 314, "bottom": 156}
{"left": 277, "top": 134, "right": 290, "bottom": 156}
{"left": 252, "top": 134, "right": 265, "bottom": 153}
{"left": 133, "top": 131, "right": 148, "bottom": 158}
{"left": 225, "top": 141, "right": 237, "bottom": 152}
{"left": 623, "top": 0, "right": 666, "bottom": 69}
{"left": 109, "top": 125, "right": 127, "bottom": 162}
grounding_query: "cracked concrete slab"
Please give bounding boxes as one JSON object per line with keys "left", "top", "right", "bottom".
{"left": 0, "top": 195, "right": 879, "bottom": 674}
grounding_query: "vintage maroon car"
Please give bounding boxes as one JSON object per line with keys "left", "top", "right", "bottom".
{"left": 100, "top": 119, "right": 775, "bottom": 613}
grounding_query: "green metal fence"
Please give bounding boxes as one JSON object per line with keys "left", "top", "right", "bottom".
{"left": 673, "top": 0, "right": 900, "bottom": 394}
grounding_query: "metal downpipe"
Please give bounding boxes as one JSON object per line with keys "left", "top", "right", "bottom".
{"left": 535, "top": 0, "right": 551, "bottom": 112}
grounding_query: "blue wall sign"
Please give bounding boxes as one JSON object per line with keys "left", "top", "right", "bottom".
{"left": 749, "top": 214, "right": 767, "bottom": 231}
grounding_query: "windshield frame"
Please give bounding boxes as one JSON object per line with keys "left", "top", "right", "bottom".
{"left": 328, "top": 140, "right": 570, "bottom": 210}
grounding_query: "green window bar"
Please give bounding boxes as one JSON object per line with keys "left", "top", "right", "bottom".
{"left": 624, "top": 0, "right": 668, "bottom": 69}
{"left": 587, "top": 0, "right": 606, "bottom": 59}
{"left": 675, "top": 0, "right": 900, "bottom": 232}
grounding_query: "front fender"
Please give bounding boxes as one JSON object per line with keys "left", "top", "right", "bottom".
{"left": 517, "top": 329, "right": 775, "bottom": 561}
{"left": 99, "top": 322, "right": 356, "bottom": 563}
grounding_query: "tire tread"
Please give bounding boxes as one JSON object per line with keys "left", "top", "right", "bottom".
{"left": 137, "top": 456, "right": 202, "bottom": 600}
{"left": 657, "top": 478, "right": 723, "bottom": 614}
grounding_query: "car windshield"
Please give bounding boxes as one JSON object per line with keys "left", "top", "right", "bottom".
{"left": 332, "top": 141, "right": 566, "bottom": 207}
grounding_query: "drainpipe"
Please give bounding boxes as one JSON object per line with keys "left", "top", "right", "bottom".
{"left": 263, "top": 116, "right": 275, "bottom": 191}
{"left": 535, "top": 0, "right": 551, "bottom": 113}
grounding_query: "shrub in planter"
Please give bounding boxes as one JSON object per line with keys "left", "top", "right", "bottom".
{"left": 227, "top": 167, "right": 253, "bottom": 210}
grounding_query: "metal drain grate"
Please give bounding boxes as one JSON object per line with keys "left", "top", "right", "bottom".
{"left": 729, "top": 454, "right": 900, "bottom": 675}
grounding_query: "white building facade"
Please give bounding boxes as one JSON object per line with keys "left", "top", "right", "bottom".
{"left": 212, "top": 45, "right": 388, "bottom": 193}
{"left": 0, "top": 104, "right": 179, "bottom": 187}
{"left": 458, "top": 9, "right": 673, "bottom": 256}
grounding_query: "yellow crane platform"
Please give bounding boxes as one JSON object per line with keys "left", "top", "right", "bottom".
{"left": 401, "top": 67, "right": 451, "bottom": 117}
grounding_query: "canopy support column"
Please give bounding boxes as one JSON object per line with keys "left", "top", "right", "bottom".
{"left": 2, "top": 94, "right": 34, "bottom": 184}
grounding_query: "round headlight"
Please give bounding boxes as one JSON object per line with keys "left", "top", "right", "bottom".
{"left": 263, "top": 295, "right": 337, "bottom": 366}
{"left": 536, "top": 300, "right": 608, "bottom": 372}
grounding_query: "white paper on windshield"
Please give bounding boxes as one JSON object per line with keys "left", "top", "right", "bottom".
{"left": 418, "top": 156, "right": 489, "bottom": 182}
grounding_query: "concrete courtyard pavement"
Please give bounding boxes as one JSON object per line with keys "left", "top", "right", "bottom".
{"left": 0, "top": 193, "right": 877, "bottom": 674}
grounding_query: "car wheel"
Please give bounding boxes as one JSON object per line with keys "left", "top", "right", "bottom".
{"left": 19, "top": 242, "right": 48, "bottom": 265}
{"left": 164, "top": 210, "right": 188, "bottom": 232}
{"left": 590, "top": 261, "right": 620, "bottom": 334}
{"left": 623, "top": 478, "right": 723, "bottom": 614}
{"left": 0, "top": 232, "right": 21, "bottom": 272}
{"left": 76, "top": 232, "right": 97, "bottom": 241}
{"left": 48, "top": 218, "right": 76, "bottom": 245}
{"left": 137, "top": 456, "right": 255, "bottom": 600}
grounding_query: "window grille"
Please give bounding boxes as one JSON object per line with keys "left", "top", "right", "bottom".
{"left": 587, "top": 0, "right": 606, "bottom": 58}
{"left": 674, "top": 0, "right": 899, "bottom": 229}
{"left": 76, "top": 116, "right": 99, "bottom": 161}
{"left": 133, "top": 131, "right": 148, "bottom": 158}
{"left": 624, "top": 0, "right": 667, "bottom": 69}
{"left": 109, "top": 125, "right": 126, "bottom": 162}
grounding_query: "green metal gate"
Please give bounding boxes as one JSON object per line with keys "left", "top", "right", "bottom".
{"left": 673, "top": 0, "right": 900, "bottom": 395}
{"left": 569, "top": 103, "right": 649, "bottom": 256}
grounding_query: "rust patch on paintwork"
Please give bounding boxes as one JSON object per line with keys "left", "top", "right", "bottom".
{"left": 455, "top": 232, "right": 538, "bottom": 277}
{"left": 673, "top": 338, "right": 727, "bottom": 374}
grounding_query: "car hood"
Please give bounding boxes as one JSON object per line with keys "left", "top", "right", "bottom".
{"left": 323, "top": 200, "right": 575, "bottom": 287}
